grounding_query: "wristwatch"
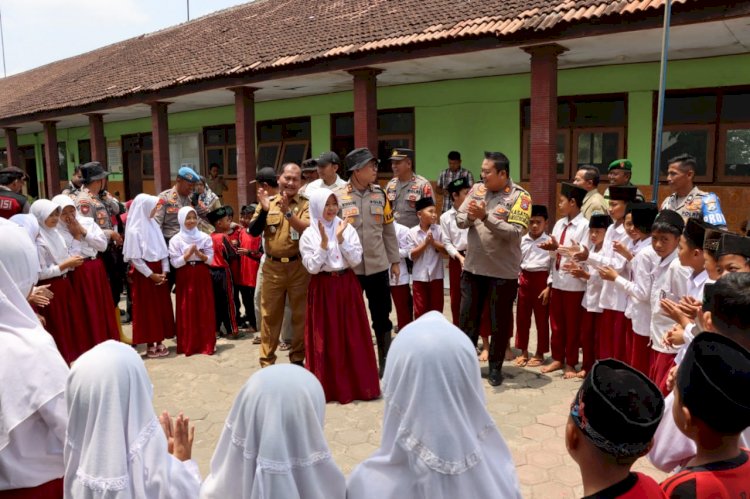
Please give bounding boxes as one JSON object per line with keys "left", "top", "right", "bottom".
{"left": 284, "top": 211, "right": 293, "bottom": 219}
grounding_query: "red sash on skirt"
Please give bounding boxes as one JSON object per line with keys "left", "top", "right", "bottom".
{"left": 175, "top": 263, "right": 216, "bottom": 356}
{"left": 129, "top": 261, "right": 176, "bottom": 344}
{"left": 0, "top": 478, "right": 63, "bottom": 499}
{"left": 305, "top": 270, "right": 380, "bottom": 404}
{"left": 70, "top": 257, "right": 119, "bottom": 346}
{"left": 36, "top": 275, "right": 83, "bottom": 364}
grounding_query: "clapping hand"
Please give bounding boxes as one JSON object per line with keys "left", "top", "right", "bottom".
{"left": 258, "top": 188, "right": 271, "bottom": 211}
{"left": 612, "top": 240, "right": 632, "bottom": 260}
{"left": 538, "top": 235, "right": 559, "bottom": 251}
{"left": 467, "top": 200, "right": 486, "bottom": 222}
{"left": 598, "top": 266, "right": 618, "bottom": 282}
{"left": 335, "top": 219, "right": 348, "bottom": 243}
{"left": 160, "top": 411, "right": 195, "bottom": 462}
{"left": 318, "top": 221, "right": 328, "bottom": 249}
{"left": 28, "top": 285, "right": 53, "bottom": 307}
{"left": 278, "top": 191, "right": 290, "bottom": 213}
{"left": 678, "top": 296, "right": 702, "bottom": 320}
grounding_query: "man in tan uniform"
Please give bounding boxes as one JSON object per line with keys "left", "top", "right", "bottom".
{"left": 573, "top": 165, "right": 608, "bottom": 220}
{"left": 456, "top": 151, "right": 531, "bottom": 387}
{"left": 249, "top": 163, "right": 310, "bottom": 367}
{"left": 385, "top": 148, "right": 433, "bottom": 228}
{"left": 335, "top": 148, "right": 400, "bottom": 376}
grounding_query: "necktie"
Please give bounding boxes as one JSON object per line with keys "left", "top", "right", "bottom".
{"left": 556, "top": 222, "right": 570, "bottom": 270}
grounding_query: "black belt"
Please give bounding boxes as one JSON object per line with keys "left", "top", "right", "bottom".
{"left": 458, "top": 250, "right": 466, "bottom": 256}
{"left": 267, "top": 254, "right": 300, "bottom": 263}
{"left": 320, "top": 269, "right": 347, "bottom": 277}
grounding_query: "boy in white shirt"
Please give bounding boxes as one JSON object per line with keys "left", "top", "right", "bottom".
{"left": 539, "top": 183, "right": 589, "bottom": 379}
{"left": 406, "top": 197, "right": 446, "bottom": 318}
{"left": 440, "top": 177, "right": 470, "bottom": 327}
{"left": 389, "top": 222, "right": 413, "bottom": 332}
{"left": 514, "top": 204, "right": 551, "bottom": 368}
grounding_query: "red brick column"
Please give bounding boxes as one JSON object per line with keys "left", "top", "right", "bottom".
{"left": 523, "top": 44, "right": 567, "bottom": 224}
{"left": 3, "top": 127, "right": 20, "bottom": 167}
{"left": 42, "top": 121, "right": 60, "bottom": 197}
{"left": 150, "top": 102, "right": 171, "bottom": 194}
{"left": 86, "top": 113, "right": 107, "bottom": 166}
{"left": 232, "top": 86, "right": 257, "bottom": 207}
{"left": 348, "top": 68, "right": 382, "bottom": 155}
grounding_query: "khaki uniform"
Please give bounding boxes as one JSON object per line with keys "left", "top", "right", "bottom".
{"left": 335, "top": 182, "right": 400, "bottom": 276}
{"left": 251, "top": 194, "right": 310, "bottom": 367}
{"left": 74, "top": 187, "right": 117, "bottom": 230}
{"left": 385, "top": 174, "right": 433, "bottom": 228}
{"left": 456, "top": 179, "right": 531, "bottom": 280}
{"left": 580, "top": 189, "right": 609, "bottom": 220}
{"left": 661, "top": 186, "right": 727, "bottom": 227}
{"left": 154, "top": 187, "right": 191, "bottom": 241}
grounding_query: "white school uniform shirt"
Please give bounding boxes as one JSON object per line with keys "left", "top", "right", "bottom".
{"left": 520, "top": 233, "right": 551, "bottom": 272}
{"left": 586, "top": 222, "right": 629, "bottom": 312}
{"left": 548, "top": 213, "right": 589, "bottom": 292}
{"left": 52, "top": 194, "right": 109, "bottom": 259}
{"left": 299, "top": 223, "right": 362, "bottom": 273}
{"left": 303, "top": 175, "right": 347, "bottom": 197}
{"left": 614, "top": 239, "right": 659, "bottom": 336}
{"left": 439, "top": 207, "right": 467, "bottom": 259}
{"left": 406, "top": 224, "right": 445, "bottom": 283}
{"left": 649, "top": 250, "right": 691, "bottom": 354}
{"left": 389, "top": 222, "right": 411, "bottom": 286}
{"left": 581, "top": 248, "right": 604, "bottom": 313}
{"left": 686, "top": 269, "right": 708, "bottom": 300}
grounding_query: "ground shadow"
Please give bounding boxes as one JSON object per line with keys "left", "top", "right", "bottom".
{"left": 480, "top": 364, "right": 558, "bottom": 393}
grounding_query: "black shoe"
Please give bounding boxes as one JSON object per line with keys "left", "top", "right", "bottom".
{"left": 291, "top": 360, "right": 304, "bottom": 367}
{"left": 487, "top": 362, "right": 504, "bottom": 387}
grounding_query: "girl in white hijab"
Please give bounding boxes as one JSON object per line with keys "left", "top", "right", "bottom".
{"left": 200, "top": 364, "right": 345, "bottom": 499}
{"left": 168, "top": 206, "right": 216, "bottom": 356}
{"left": 299, "top": 188, "right": 380, "bottom": 403}
{"left": 123, "top": 194, "right": 175, "bottom": 357}
{"left": 0, "top": 233, "right": 69, "bottom": 498}
{"left": 9, "top": 212, "right": 39, "bottom": 242}
{"left": 64, "top": 340, "right": 201, "bottom": 499}
{"left": 30, "top": 199, "right": 86, "bottom": 364}
{"left": 347, "top": 311, "right": 522, "bottom": 499}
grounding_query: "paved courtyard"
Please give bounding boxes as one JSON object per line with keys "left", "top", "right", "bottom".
{"left": 128, "top": 294, "right": 668, "bottom": 498}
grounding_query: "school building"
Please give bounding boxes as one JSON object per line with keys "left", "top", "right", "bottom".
{"left": 0, "top": 0, "right": 749, "bottom": 228}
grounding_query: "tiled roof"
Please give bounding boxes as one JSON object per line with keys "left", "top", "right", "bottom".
{"left": 0, "top": 0, "right": 691, "bottom": 122}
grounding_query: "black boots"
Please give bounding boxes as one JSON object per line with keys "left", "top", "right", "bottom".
{"left": 377, "top": 331, "right": 393, "bottom": 378}
{"left": 488, "top": 361, "right": 504, "bottom": 387}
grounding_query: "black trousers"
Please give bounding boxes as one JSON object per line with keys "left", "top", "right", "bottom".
{"left": 459, "top": 271, "right": 518, "bottom": 363}
{"left": 236, "top": 285, "right": 257, "bottom": 330}
{"left": 101, "top": 245, "right": 125, "bottom": 305}
{"left": 210, "top": 267, "right": 237, "bottom": 334}
{"left": 357, "top": 270, "right": 393, "bottom": 345}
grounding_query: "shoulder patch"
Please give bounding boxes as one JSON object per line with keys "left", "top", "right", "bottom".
{"left": 507, "top": 193, "right": 532, "bottom": 229}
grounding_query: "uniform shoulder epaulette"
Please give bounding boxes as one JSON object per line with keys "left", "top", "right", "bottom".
{"left": 371, "top": 183, "right": 386, "bottom": 193}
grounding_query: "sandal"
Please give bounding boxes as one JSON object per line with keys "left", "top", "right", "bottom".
{"left": 279, "top": 341, "right": 291, "bottom": 351}
{"left": 514, "top": 355, "right": 529, "bottom": 367}
{"left": 156, "top": 344, "right": 169, "bottom": 357}
{"left": 146, "top": 346, "right": 159, "bottom": 359}
{"left": 252, "top": 335, "right": 262, "bottom": 344}
{"left": 526, "top": 356, "right": 545, "bottom": 368}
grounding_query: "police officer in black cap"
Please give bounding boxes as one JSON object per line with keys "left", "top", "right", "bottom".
{"left": 0, "top": 166, "right": 30, "bottom": 218}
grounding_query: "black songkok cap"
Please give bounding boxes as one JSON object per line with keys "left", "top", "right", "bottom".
{"left": 677, "top": 333, "right": 750, "bottom": 434}
{"left": 589, "top": 213, "right": 612, "bottom": 230}
{"left": 560, "top": 182, "right": 586, "bottom": 207}
{"left": 628, "top": 203, "right": 659, "bottom": 235}
{"left": 206, "top": 206, "right": 229, "bottom": 224}
{"left": 607, "top": 185, "right": 637, "bottom": 202}
{"left": 571, "top": 359, "right": 664, "bottom": 458}
{"left": 654, "top": 209, "right": 685, "bottom": 234}
{"left": 531, "top": 204, "right": 548, "bottom": 219}
{"left": 415, "top": 197, "right": 435, "bottom": 212}
{"left": 447, "top": 177, "right": 470, "bottom": 194}
{"left": 703, "top": 228, "right": 726, "bottom": 253}
{"left": 716, "top": 233, "right": 750, "bottom": 259}
{"left": 683, "top": 218, "right": 717, "bottom": 249}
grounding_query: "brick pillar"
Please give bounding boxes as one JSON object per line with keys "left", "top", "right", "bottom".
{"left": 348, "top": 68, "right": 382, "bottom": 155}
{"left": 86, "top": 113, "right": 107, "bottom": 166}
{"left": 42, "top": 121, "right": 60, "bottom": 197}
{"left": 232, "top": 86, "right": 257, "bottom": 207}
{"left": 523, "top": 44, "right": 567, "bottom": 224}
{"left": 3, "top": 127, "right": 20, "bottom": 167}
{"left": 150, "top": 102, "right": 171, "bottom": 193}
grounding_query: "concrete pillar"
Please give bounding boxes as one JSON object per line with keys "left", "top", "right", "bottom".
{"left": 150, "top": 102, "right": 171, "bottom": 193}
{"left": 523, "top": 44, "right": 567, "bottom": 224}
{"left": 42, "top": 121, "right": 60, "bottom": 197}
{"left": 86, "top": 113, "right": 107, "bottom": 166}
{"left": 3, "top": 127, "right": 20, "bottom": 167}
{"left": 232, "top": 86, "right": 257, "bottom": 207}
{"left": 348, "top": 68, "right": 382, "bottom": 155}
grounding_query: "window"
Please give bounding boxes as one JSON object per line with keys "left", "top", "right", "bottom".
{"left": 203, "top": 125, "right": 235, "bottom": 177}
{"left": 170, "top": 133, "right": 201, "bottom": 178}
{"left": 78, "top": 139, "right": 92, "bottom": 165}
{"left": 0, "top": 148, "right": 6, "bottom": 168}
{"left": 521, "top": 96, "right": 626, "bottom": 181}
{"left": 57, "top": 143, "right": 68, "bottom": 181}
{"left": 121, "top": 134, "right": 153, "bottom": 178}
{"left": 257, "top": 117, "right": 311, "bottom": 172}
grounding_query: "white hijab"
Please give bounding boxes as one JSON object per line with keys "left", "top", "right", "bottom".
{"left": 123, "top": 194, "right": 169, "bottom": 262}
{"left": 64, "top": 341, "right": 200, "bottom": 499}
{"left": 176, "top": 206, "right": 207, "bottom": 246}
{"left": 30, "top": 199, "right": 69, "bottom": 264}
{"left": 51, "top": 194, "right": 80, "bottom": 247}
{"left": 9, "top": 213, "right": 40, "bottom": 243}
{"left": 347, "top": 312, "right": 521, "bottom": 499}
{"left": 200, "top": 364, "right": 346, "bottom": 499}
{"left": 0, "top": 224, "right": 41, "bottom": 298}
{"left": 306, "top": 189, "right": 343, "bottom": 264}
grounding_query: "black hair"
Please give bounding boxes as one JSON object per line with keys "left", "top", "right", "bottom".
{"left": 578, "top": 165, "right": 601, "bottom": 187}
{"left": 483, "top": 151, "right": 510, "bottom": 174}
{"left": 741, "top": 220, "right": 749, "bottom": 237}
{"left": 710, "top": 273, "right": 750, "bottom": 340}
{"left": 448, "top": 151, "right": 461, "bottom": 161}
{"left": 241, "top": 204, "right": 257, "bottom": 216}
{"left": 651, "top": 221, "right": 682, "bottom": 237}
{"left": 668, "top": 153, "right": 697, "bottom": 173}
{"left": 73, "top": 165, "right": 83, "bottom": 175}
{"left": 209, "top": 163, "right": 220, "bottom": 170}
{"left": 0, "top": 173, "right": 14, "bottom": 186}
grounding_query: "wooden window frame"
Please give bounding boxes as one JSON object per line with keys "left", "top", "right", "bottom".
{"left": 256, "top": 141, "right": 282, "bottom": 171}
{"left": 203, "top": 125, "right": 236, "bottom": 179}
{"left": 520, "top": 129, "right": 571, "bottom": 182}
{"left": 377, "top": 133, "right": 414, "bottom": 179}
{"left": 656, "top": 123, "right": 716, "bottom": 184}
{"left": 278, "top": 140, "right": 310, "bottom": 173}
{"left": 717, "top": 122, "right": 750, "bottom": 183}
{"left": 572, "top": 127, "right": 626, "bottom": 179}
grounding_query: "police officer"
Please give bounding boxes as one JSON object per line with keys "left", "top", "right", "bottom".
{"left": 249, "top": 163, "right": 310, "bottom": 367}
{"left": 154, "top": 166, "right": 200, "bottom": 243}
{"left": 0, "top": 166, "right": 30, "bottom": 218}
{"left": 335, "top": 148, "right": 400, "bottom": 376}
{"left": 661, "top": 153, "right": 727, "bottom": 228}
{"left": 385, "top": 148, "right": 433, "bottom": 228}
{"left": 456, "top": 151, "right": 532, "bottom": 387}
{"left": 604, "top": 159, "right": 645, "bottom": 202}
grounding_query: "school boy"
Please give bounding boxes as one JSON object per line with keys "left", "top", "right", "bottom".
{"left": 389, "top": 221, "right": 413, "bottom": 332}
{"left": 207, "top": 206, "right": 240, "bottom": 338}
{"left": 514, "top": 204, "right": 551, "bottom": 367}
{"left": 406, "top": 197, "right": 446, "bottom": 318}
{"left": 661, "top": 333, "right": 750, "bottom": 498}
{"left": 567, "top": 359, "right": 666, "bottom": 498}
{"left": 540, "top": 182, "right": 589, "bottom": 378}
{"left": 440, "top": 177, "right": 470, "bottom": 327}
{"left": 716, "top": 232, "right": 750, "bottom": 275}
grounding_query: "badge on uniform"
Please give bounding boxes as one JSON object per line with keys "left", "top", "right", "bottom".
{"left": 290, "top": 228, "right": 299, "bottom": 241}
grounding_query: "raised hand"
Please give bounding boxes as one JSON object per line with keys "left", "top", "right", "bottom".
{"left": 258, "top": 188, "right": 271, "bottom": 211}
{"left": 318, "top": 221, "right": 328, "bottom": 249}
{"left": 538, "top": 235, "right": 558, "bottom": 251}
{"left": 335, "top": 219, "right": 348, "bottom": 243}
{"left": 467, "top": 200, "right": 486, "bottom": 221}
{"left": 278, "top": 191, "right": 290, "bottom": 213}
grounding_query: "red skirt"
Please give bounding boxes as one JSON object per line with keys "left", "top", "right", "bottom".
{"left": 69, "top": 258, "right": 119, "bottom": 346}
{"left": 650, "top": 350, "right": 676, "bottom": 396}
{"left": 305, "top": 269, "right": 380, "bottom": 404}
{"left": 36, "top": 275, "right": 84, "bottom": 364}
{"left": 129, "top": 261, "right": 175, "bottom": 344}
{"left": 0, "top": 478, "right": 63, "bottom": 499}
{"left": 175, "top": 263, "right": 216, "bottom": 356}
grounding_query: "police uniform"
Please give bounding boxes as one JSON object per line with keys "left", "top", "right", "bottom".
{"left": 154, "top": 187, "right": 192, "bottom": 242}
{"left": 456, "top": 177, "right": 531, "bottom": 386}
{"left": 385, "top": 149, "right": 433, "bottom": 228}
{"left": 660, "top": 186, "right": 727, "bottom": 228}
{"left": 249, "top": 193, "right": 310, "bottom": 367}
{"left": 75, "top": 187, "right": 119, "bottom": 231}
{"left": 62, "top": 182, "right": 81, "bottom": 197}
{"left": 0, "top": 186, "right": 29, "bottom": 218}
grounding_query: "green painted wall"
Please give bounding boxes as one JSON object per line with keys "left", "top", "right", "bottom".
{"left": 5, "top": 52, "right": 750, "bottom": 193}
